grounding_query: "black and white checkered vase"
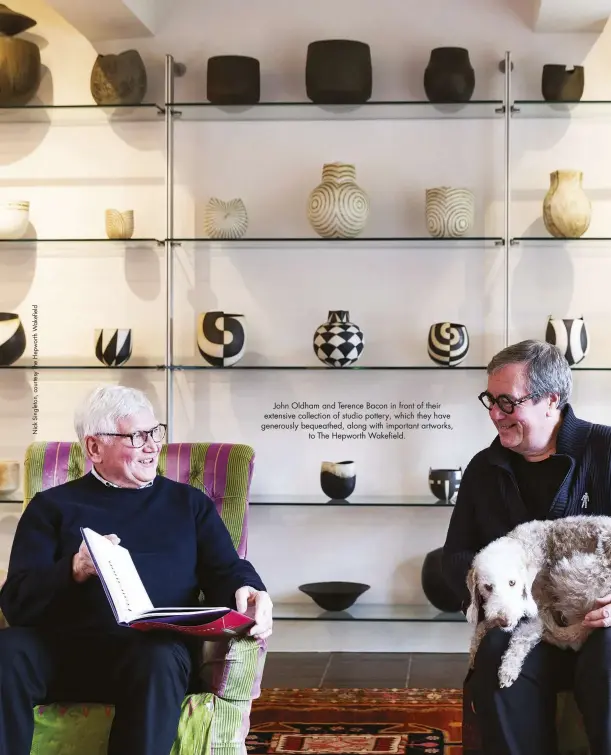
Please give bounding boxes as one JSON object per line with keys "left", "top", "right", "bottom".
{"left": 313, "top": 310, "right": 364, "bottom": 367}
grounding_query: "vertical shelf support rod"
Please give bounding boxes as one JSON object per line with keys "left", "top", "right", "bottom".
{"left": 165, "top": 54, "right": 175, "bottom": 440}
{"left": 503, "top": 50, "right": 512, "bottom": 348}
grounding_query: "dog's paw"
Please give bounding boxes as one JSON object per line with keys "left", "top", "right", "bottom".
{"left": 498, "top": 665, "right": 518, "bottom": 688}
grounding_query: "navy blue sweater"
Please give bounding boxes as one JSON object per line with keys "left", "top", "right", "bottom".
{"left": 442, "top": 404, "right": 611, "bottom": 609}
{"left": 0, "top": 472, "right": 266, "bottom": 632}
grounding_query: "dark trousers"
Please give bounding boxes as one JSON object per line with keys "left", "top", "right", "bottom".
{"left": 0, "top": 625, "right": 194, "bottom": 755}
{"left": 470, "top": 626, "right": 611, "bottom": 755}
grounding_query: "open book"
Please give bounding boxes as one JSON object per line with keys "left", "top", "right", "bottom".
{"left": 80, "top": 527, "right": 256, "bottom": 637}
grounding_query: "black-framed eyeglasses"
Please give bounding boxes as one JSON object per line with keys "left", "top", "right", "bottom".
{"left": 478, "top": 391, "right": 539, "bottom": 414}
{"left": 96, "top": 423, "right": 167, "bottom": 448}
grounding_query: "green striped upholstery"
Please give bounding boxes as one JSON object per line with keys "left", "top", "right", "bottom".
{"left": 3, "top": 440, "right": 267, "bottom": 755}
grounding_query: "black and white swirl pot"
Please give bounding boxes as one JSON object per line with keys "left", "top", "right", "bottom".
{"left": 307, "top": 163, "right": 369, "bottom": 239}
{"left": 427, "top": 322, "right": 469, "bottom": 366}
{"left": 95, "top": 329, "right": 132, "bottom": 367}
{"left": 0, "top": 313, "right": 26, "bottom": 365}
{"left": 425, "top": 187, "right": 474, "bottom": 238}
{"left": 197, "top": 311, "right": 246, "bottom": 367}
{"left": 545, "top": 316, "right": 589, "bottom": 366}
{"left": 313, "top": 310, "right": 364, "bottom": 367}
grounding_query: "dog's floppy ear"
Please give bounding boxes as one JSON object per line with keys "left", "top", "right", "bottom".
{"left": 466, "top": 567, "right": 482, "bottom": 624}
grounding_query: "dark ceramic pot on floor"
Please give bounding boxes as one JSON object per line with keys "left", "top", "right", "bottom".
{"left": 542, "top": 65, "right": 584, "bottom": 102}
{"left": 424, "top": 47, "right": 475, "bottom": 103}
{"left": 207, "top": 55, "right": 260, "bottom": 105}
{"left": 421, "top": 547, "right": 463, "bottom": 612}
{"left": 321, "top": 461, "right": 356, "bottom": 500}
{"left": 306, "top": 40, "right": 372, "bottom": 104}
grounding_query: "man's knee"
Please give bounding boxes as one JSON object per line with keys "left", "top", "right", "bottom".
{"left": 474, "top": 628, "right": 512, "bottom": 675}
{"left": 578, "top": 627, "right": 611, "bottom": 677}
{"left": 125, "top": 637, "right": 192, "bottom": 686}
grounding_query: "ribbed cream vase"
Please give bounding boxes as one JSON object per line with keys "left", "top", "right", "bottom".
{"left": 307, "top": 163, "right": 369, "bottom": 238}
{"left": 543, "top": 170, "right": 591, "bottom": 239}
{"left": 105, "top": 209, "right": 134, "bottom": 239}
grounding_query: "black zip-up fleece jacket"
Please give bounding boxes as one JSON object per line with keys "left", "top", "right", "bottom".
{"left": 442, "top": 404, "right": 611, "bottom": 609}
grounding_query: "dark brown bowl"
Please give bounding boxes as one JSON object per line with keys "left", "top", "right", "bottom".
{"left": 299, "top": 581, "right": 370, "bottom": 611}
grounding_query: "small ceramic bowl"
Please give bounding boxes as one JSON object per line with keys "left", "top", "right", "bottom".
{"left": 0, "top": 201, "right": 29, "bottom": 239}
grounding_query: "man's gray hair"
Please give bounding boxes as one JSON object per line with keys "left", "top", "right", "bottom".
{"left": 487, "top": 339, "right": 573, "bottom": 409}
{"left": 74, "top": 385, "right": 155, "bottom": 448}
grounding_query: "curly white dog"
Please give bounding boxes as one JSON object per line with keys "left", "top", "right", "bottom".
{"left": 466, "top": 515, "right": 611, "bottom": 688}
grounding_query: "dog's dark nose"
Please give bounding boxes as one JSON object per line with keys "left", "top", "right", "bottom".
{"left": 498, "top": 616, "right": 509, "bottom": 627}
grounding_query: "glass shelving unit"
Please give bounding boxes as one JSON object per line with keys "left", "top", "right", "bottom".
{"left": 273, "top": 603, "right": 465, "bottom": 622}
{"left": 512, "top": 100, "right": 611, "bottom": 119}
{"left": 0, "top": 103, "right": 165, "bottom": 125}
{"left": 250, "top": 494, "right": 455, "bottom": 507}
{"left": 171, "top": 236, "right": 504, "bottom": 250}
{"left": 170, "top": 100, "right": 504, "bottom": 122}
{"left": 1, "top": 363, "right": 165, "bottom": 371}
{"left": 170, "top": 364, "right": 489, "bottom": 371}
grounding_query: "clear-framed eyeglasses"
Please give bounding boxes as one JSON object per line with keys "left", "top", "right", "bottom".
{"left": 96, "top": 423, "right": 167, "bottom": 448}
{"left": 478, "top": 391, "right": 539, "bottom": 415}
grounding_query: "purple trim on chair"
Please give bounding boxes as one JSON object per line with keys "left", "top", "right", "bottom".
{"left": 176, "top": 444, "right": 193, "bottom": 485}
{"left": 56, "top": 444, "right": 72, "bottom": 485}
{"left": 213, "top": 444, "right": 231, "bottom": 511}
{"left": 42, "top": 442, "right": 61, "bottom": 489}
{"left": 164, "top": 444, "right": 181, "bottom": 482}
{"left": 236, "top": 455, "right": 254, "bottom": 557}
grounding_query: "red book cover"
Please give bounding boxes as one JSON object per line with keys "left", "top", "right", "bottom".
{"left": 130, "top": 609, "right": 256, "bottom": 637}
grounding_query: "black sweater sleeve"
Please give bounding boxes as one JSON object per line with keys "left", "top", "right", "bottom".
{"left": 0, "top": 494, "right": 76, "bottom": 626}
{"left": 441, "top": 459, "right": 481, "bottom": 609}
{"left": 193, "top": 490, "right": 266, "bottom": 607}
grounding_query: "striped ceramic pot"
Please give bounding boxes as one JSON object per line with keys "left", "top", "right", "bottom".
{"left": 425, "top": 186, "right": 474, "bottom": 238}
{"left": 307, "top": 163, "right": 369, "bottom": 238}
{"left": 197, "top": 311, "right": 246, "bottom": 367}
{"left": 95, "top": 328, "right": 132, "bottom": 366}
{"left": 427, "top": 322, "right": 469, "bottom": 366}
{"left": 545, "top": 315, "right": 589, "bottom": 366}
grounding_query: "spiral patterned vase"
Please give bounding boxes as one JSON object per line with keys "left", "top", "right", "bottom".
{"left": 425, "top": 187, "right": 474, "bottom": 238}
{"left": 197, "top": 311, "right": 246, "bottom": 367}
{"left": 427, "top": 322, "right": 469, "bottom": 367}
{"left": 203, "top": 198, "right": 248, "bottom": 239}
{"left": 307, "top": 163, "right": 369, "bottom": 239}
{"left": 545, "top": 315, "right": 589, "bottom": 366}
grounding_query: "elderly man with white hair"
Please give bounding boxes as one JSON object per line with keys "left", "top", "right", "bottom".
{"left": 0, "top": 384, "right": 272, "bottom": 755}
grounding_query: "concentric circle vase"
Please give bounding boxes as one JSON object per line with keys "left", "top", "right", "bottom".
{"left": 425, "top": 187, "right": 474, "bottom": 238}
{"left": 427, "top": 322, "right": 469, "bottom": 367}
{"left": 313, "top": 310, "right": 364, "bottom": 367}
{"left": 307, "top": 163, "right": 369, "bottom": 238}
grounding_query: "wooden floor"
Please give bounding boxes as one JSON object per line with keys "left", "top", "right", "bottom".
{"left": 261, "top": 652, "right": 468, "bottom": 689}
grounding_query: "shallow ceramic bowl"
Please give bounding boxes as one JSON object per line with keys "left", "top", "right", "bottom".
{"left": 0, "top": 201, "right": 29, "bottom": 239}
{"left": 299, "top": 581, "right": 370, "bottom": 611}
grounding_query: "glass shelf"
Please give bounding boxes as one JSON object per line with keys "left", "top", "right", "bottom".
{"left": 250, "top": 494, "right": 454, "bottom": 507}
{"left": 1, "top": 363, "right": 165, "bottom": 370}
{"left": 171, "top": 364, "right": 488, "bottom": 371}
{"left": 512, "top": 237, "right": 611, "bottom": 246}
{"left": 512, "top": 101, "right": 611, "bottom": 119}
{"left": 273, "top": 603, "right": 465, "bottom": 622}
{"left": 170, "top": 100, "right": 504, "bottom": 122}
{"left": 0, "top": 238, "right": 163, "bottom": 250}
{"left": 0, "top": 498, "right": 21, "bottom": 505}
{"left": 0, "top": 104, "right": 165, "bottom": 125}
{"left": 172, "top": 236, "right": 503, "bottom": 250}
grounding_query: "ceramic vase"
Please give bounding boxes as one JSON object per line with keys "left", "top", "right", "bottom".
{"left": 424, "top": 47, "right": 475, "bottom": 103}
{"left": 543, "top": 170, "right": 591, "bottom": 239}
{"left": 542, "top": 65, "right": 584, "bottom": 102}
{"left": 425, "top": 187, "right": 474, "bottom": 238}
{"left": 197, "top": 311, "right": 246, "bottom": 367}
{"left": 105, "top": 209, "right": 134, "bottom": 239}
{"left": 203, "top": 198, "right": 248, "bottom": 239}
{"left": 0, "top": 201, "right": 29, "bottom": 239}
{"left": 421, "top": 547, "right": 463, "bottom": 612}
{"left": 320, "top": 461, "right": 356, "bottom": 500}
{"left": 313, "top": 310, "right": 364, "bottom": 367}
{"left": 95, "top": 329, "right": 132, "bottom": 366}
{"left": 545, "top": 315, "right": 589, "bottom": 367}
{"left": 306, "top": 40, "right": 372, "bottom": 104}
{"left": 0, "top": 312, "right": 25, "bottom": 365}
{"left": 207, "top": 55, "right": 260, "bottom": 105}
{"left": 428, "top": 468, "right": 462, "bottom": 502}
{"left": 0, "top": 5, "right": 41, "bottom": 106}
{"left": 307, "top": 163, "right": 369, "bottom": 238}
{"left": 91, "top": 50, "right": 147, "bottom": 106}
{"left": 427, "top": 322, "right": 469, "bottom": 367}
{"left": 0, "top": 460, "right": 19, "bottom": 495}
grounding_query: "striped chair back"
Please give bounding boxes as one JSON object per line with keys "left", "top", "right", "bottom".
{"left": 23, "top": 441, "right": 255, "bottom": 557}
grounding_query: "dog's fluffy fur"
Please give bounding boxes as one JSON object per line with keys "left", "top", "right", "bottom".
{"left": 466, "top": 515, "right": 611, "bottom": 688}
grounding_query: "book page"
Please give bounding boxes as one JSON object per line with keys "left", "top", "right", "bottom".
{"left": 81, "top": 528, "right": 154, "bottom": 622}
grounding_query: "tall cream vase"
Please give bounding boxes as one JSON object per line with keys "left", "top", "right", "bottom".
{"left": 307, "top": 162, "right": 369, "bottom": 238}
{"left": 543, "top": 170, "right": 591, "bottom": 239}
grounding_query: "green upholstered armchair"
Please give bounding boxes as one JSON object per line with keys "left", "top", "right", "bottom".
{"left": 0, "top": 441, "right": 267, "bottom": 755}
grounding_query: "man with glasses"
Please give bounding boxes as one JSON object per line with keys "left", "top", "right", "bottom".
{"left": 442, "top": 339, "right": 611, "bottom": 755}
{"left": 0, "top": 384, "right": 272, "bottom": 755}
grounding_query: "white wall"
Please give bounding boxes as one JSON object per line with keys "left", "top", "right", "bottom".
{"left": 1, "top": 0, "right": 611, "bottom": 652}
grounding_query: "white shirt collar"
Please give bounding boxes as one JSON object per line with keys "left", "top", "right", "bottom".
{"left": 91, "top": 466, "right": 154, "bottom": 489}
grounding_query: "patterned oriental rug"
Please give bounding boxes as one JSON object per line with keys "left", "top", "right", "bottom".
{"left": 249, "top": 688, "right": 462, "bottom": 754}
